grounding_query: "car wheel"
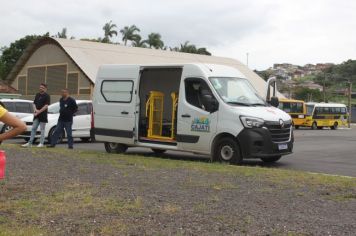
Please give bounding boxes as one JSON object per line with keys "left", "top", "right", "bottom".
{"left": 213, "top": 137, "right": 242, "bottom": 164}
{"left": 294, "top": 125, "right": 299, "bottom": 129}
{"left": 1, "top": 125, "right": 13, "bottom": 134}
{"left": 80, "top": 137, "right": 91, "bottom": 143}
{"left": 311, "top": 122, "right": 317, "bottom": 130}
{"left": 104, "top": 142, "right": 128, "bottom": 154}
{"left": 317, "top": 127, "right": 323, "bottom": 130}
{"left": 261, "top": 156, "right": 282, "bottom": 163}
{"left": 151, "top": 148, "right": 166, "bottom": 154}
{"left": 48, "top": 127, "right": 64, "bottom": 144}
{"left": 330, "top": 122, "right": 338, "bottom": 130}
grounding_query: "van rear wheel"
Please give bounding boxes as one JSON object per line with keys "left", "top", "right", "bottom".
{"left": 104, "top": 142, "right": 128, "bottom": 154}
{"left": 261, "top": 156, "right": 281, "bottom": 163}
{"left": 213, "top": 137, "right": 242, "bottom": 164}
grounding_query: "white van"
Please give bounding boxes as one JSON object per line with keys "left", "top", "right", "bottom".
{"left": 93, "top": 64, "right": 293, "bottom": 164}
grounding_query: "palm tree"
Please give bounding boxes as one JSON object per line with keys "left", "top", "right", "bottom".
{"left": 145, "top": 33, "right": 164, "bottom": 49}
{"left": 102, "top": 21, "right": 118, "bottom": 43}
{"left": 174, "top": 41, "right": 211, "bottom": 55}
{"left": 56, "top": 28, "right": 67, "bottom": 39}
{"left": 196, "top": 47, "right": 211, "bottom": 56}
{"left": 120, "top": 25, "right": 140, "bottom": 46}
{"left": 132, "top": 35, "right": 147, "bottom": 48}
{"left": 179, "top": 41, "right": 197, "bottom": 53}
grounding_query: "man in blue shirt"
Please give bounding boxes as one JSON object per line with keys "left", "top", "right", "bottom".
{"left": 47, "top": 89, "right": 78, "bottom": 149}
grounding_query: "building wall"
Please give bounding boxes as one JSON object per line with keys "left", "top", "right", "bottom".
{"left": 11, "top": 43, "right": 93, "bottom": 101}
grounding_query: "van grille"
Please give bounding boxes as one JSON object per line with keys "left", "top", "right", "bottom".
{"left": 264, "top": 121, "right": 292, "bottom": 143}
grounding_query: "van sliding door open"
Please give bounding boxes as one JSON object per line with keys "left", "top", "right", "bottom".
{"left": 93, "top": 65, "right": 139, "bottom": 144}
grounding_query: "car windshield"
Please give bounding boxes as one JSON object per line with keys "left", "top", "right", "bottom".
{"left": 209, "top": 77, "right": 265, "bottom": 106}
{"left": 48, "top": 102, "right": 60, "bottom": 114}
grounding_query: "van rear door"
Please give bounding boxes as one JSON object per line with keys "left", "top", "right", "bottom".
{"left": 94, "top": 65, "right": 139, "bottom": 144}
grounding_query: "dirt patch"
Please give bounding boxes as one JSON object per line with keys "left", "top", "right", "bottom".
{"left": 0, "top": 145, "right": 355, "bottom": 235}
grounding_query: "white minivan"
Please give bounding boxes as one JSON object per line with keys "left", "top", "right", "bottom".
{"left": 20, "top": 100, "right": 93, "bottom": 143}
{"left": 93, "top": 64, "right": 293, "bottom": 164}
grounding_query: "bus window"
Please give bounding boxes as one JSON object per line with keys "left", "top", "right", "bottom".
{"left": 306, "top": 105, "right": 314, "bottom": 116}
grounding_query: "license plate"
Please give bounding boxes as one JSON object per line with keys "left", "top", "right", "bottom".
{"left": 278, "top": 143, "right": 288, "bottom": 150}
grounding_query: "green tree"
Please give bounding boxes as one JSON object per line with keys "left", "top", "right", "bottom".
{"left": 172, "top": 41, "right": 211, "bottom": 55}
{"left": 131, "top": 35, "right": 147, "bottom": 48}
{"left": 294, "top": 87, "right": 323, "bottom": 102}
{"left": 0, "top": 34, "right": 48, "bottom": 81}
{"left": 102, "top": 21, "right": 118, "bottom": 43}
{"left": 56, "top": 27, "right": 67, "bottom": 39}
{"left": 120, "top": 25, "right": 141, "bottom": 46}
{"left": 145, "top": 33, "right": 164, "bottom": 49}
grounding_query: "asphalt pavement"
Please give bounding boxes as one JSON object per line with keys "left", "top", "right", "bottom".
{"left": 5, "top": 126, "right": 356, "bottom": 177}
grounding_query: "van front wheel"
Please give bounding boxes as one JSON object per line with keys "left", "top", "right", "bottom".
{"left": 213, "top": 137, "right": 242, "bottom": 164}
{"left": 104, "top": 142, "right": 128, "bottom": 154}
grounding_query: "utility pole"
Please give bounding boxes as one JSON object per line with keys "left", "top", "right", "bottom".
{"left": 348, "top": 81, "right": 352, "bottom": 128}
{"left": 323, "top": 73, "right": 326, "bottom": 102}
{"left": 246, "top": 52, "right": 249, "bottom": 67}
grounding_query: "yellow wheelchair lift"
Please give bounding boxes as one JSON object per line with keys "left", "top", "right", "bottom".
{"left": 145, "top": 91, "right": 178, "bottom": 141}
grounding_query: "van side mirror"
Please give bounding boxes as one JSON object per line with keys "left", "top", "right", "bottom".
{"left": 270, "top": 96, "right": 279, "bottom": 108}
{"left": 202, "top": 94, "right": 219, "bottom": 113}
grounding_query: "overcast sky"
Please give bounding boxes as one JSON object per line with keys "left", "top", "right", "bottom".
{"left": 0, "top": 0, "right": 355, "bottom": 70}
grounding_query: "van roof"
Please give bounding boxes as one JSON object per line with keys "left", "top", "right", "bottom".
{"left": 98, "top": 63, "right": 247, "bottom": 79}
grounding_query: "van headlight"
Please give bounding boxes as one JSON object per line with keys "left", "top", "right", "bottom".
{"left": 240, "top": 116, "right": 264, "bottom": 128}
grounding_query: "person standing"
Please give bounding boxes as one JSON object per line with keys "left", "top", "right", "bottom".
{"left": 22, "top": 83, "right": 50, "bottom": 148}
{"left": 47, "top": 89, "right": 78, "bottom": 149}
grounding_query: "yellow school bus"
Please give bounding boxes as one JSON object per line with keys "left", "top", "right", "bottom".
{"left": 278, "top": 99, "right": 306, "bottom": 129}
{"left": 303, "top": 103, "right": 348, "bottom": 129}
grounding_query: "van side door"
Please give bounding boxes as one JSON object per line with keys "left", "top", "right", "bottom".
{"left": 177, "top": 77, "right": 218, "bottom": 154}
{"left": 94, "top": 65, "right": 139, "bottom": 144}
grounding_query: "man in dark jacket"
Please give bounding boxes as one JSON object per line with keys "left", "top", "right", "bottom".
{"left": 22, "top": 83, "right": 50, "bottom": 148}
{"left": 47, "top": 89, "right": 78, "bottom": 149}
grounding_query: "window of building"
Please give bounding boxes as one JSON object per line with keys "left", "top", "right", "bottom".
{"left": 101, "top": 80, "right": 133, "bottom": 102}
{"left": 27, "top": 67, "right": 46, "bottom": 95}
{"left": 47, "top": 65, "right": 67, "bottom": 94}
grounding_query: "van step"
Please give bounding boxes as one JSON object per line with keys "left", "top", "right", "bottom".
{"left": 139, "top": 137, "right": 177, "bottom": 146}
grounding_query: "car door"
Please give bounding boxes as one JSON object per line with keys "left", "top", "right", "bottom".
{"left": 177, "top": 77, "right": 218, "bottom": 154}
{"left": 94, "top": 65, "right": 140, "bottom": 144}
{"left": 73, "top": 103, "right": 91, "bottom": 137}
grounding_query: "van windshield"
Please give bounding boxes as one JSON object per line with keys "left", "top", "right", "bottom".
{"left": 209, "top": 77, "right": 265, "bottom": 106}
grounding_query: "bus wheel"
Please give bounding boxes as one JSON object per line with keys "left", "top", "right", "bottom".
{"left": 331, "top": 122, "right": 338, "bottom": 130}
{"left": 317, "top": 127, "right": 323, "bottom": 130}
{"left": 261, "top": 156, "right": 281, "bottom": 163}
{"left": 213, "top": 137, "right": 243, "bottom": 164}
{"left": 151, "top": 148, "right": 166, "bottom": 154}
{"left": 295, "top": 125, "right": 299, "bottom": 129}
{"left": 311, "top": 122, "right": 317, "bottom": 130}
{"left": 104, "top": 142, "right": 128, "bottom": 154}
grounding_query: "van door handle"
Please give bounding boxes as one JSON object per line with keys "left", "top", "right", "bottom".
{"left": 181, "top": 114, "right": 191, "bottom": 118}
{"left": 121, "top": 111, "right": 129, "bottom": 115}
